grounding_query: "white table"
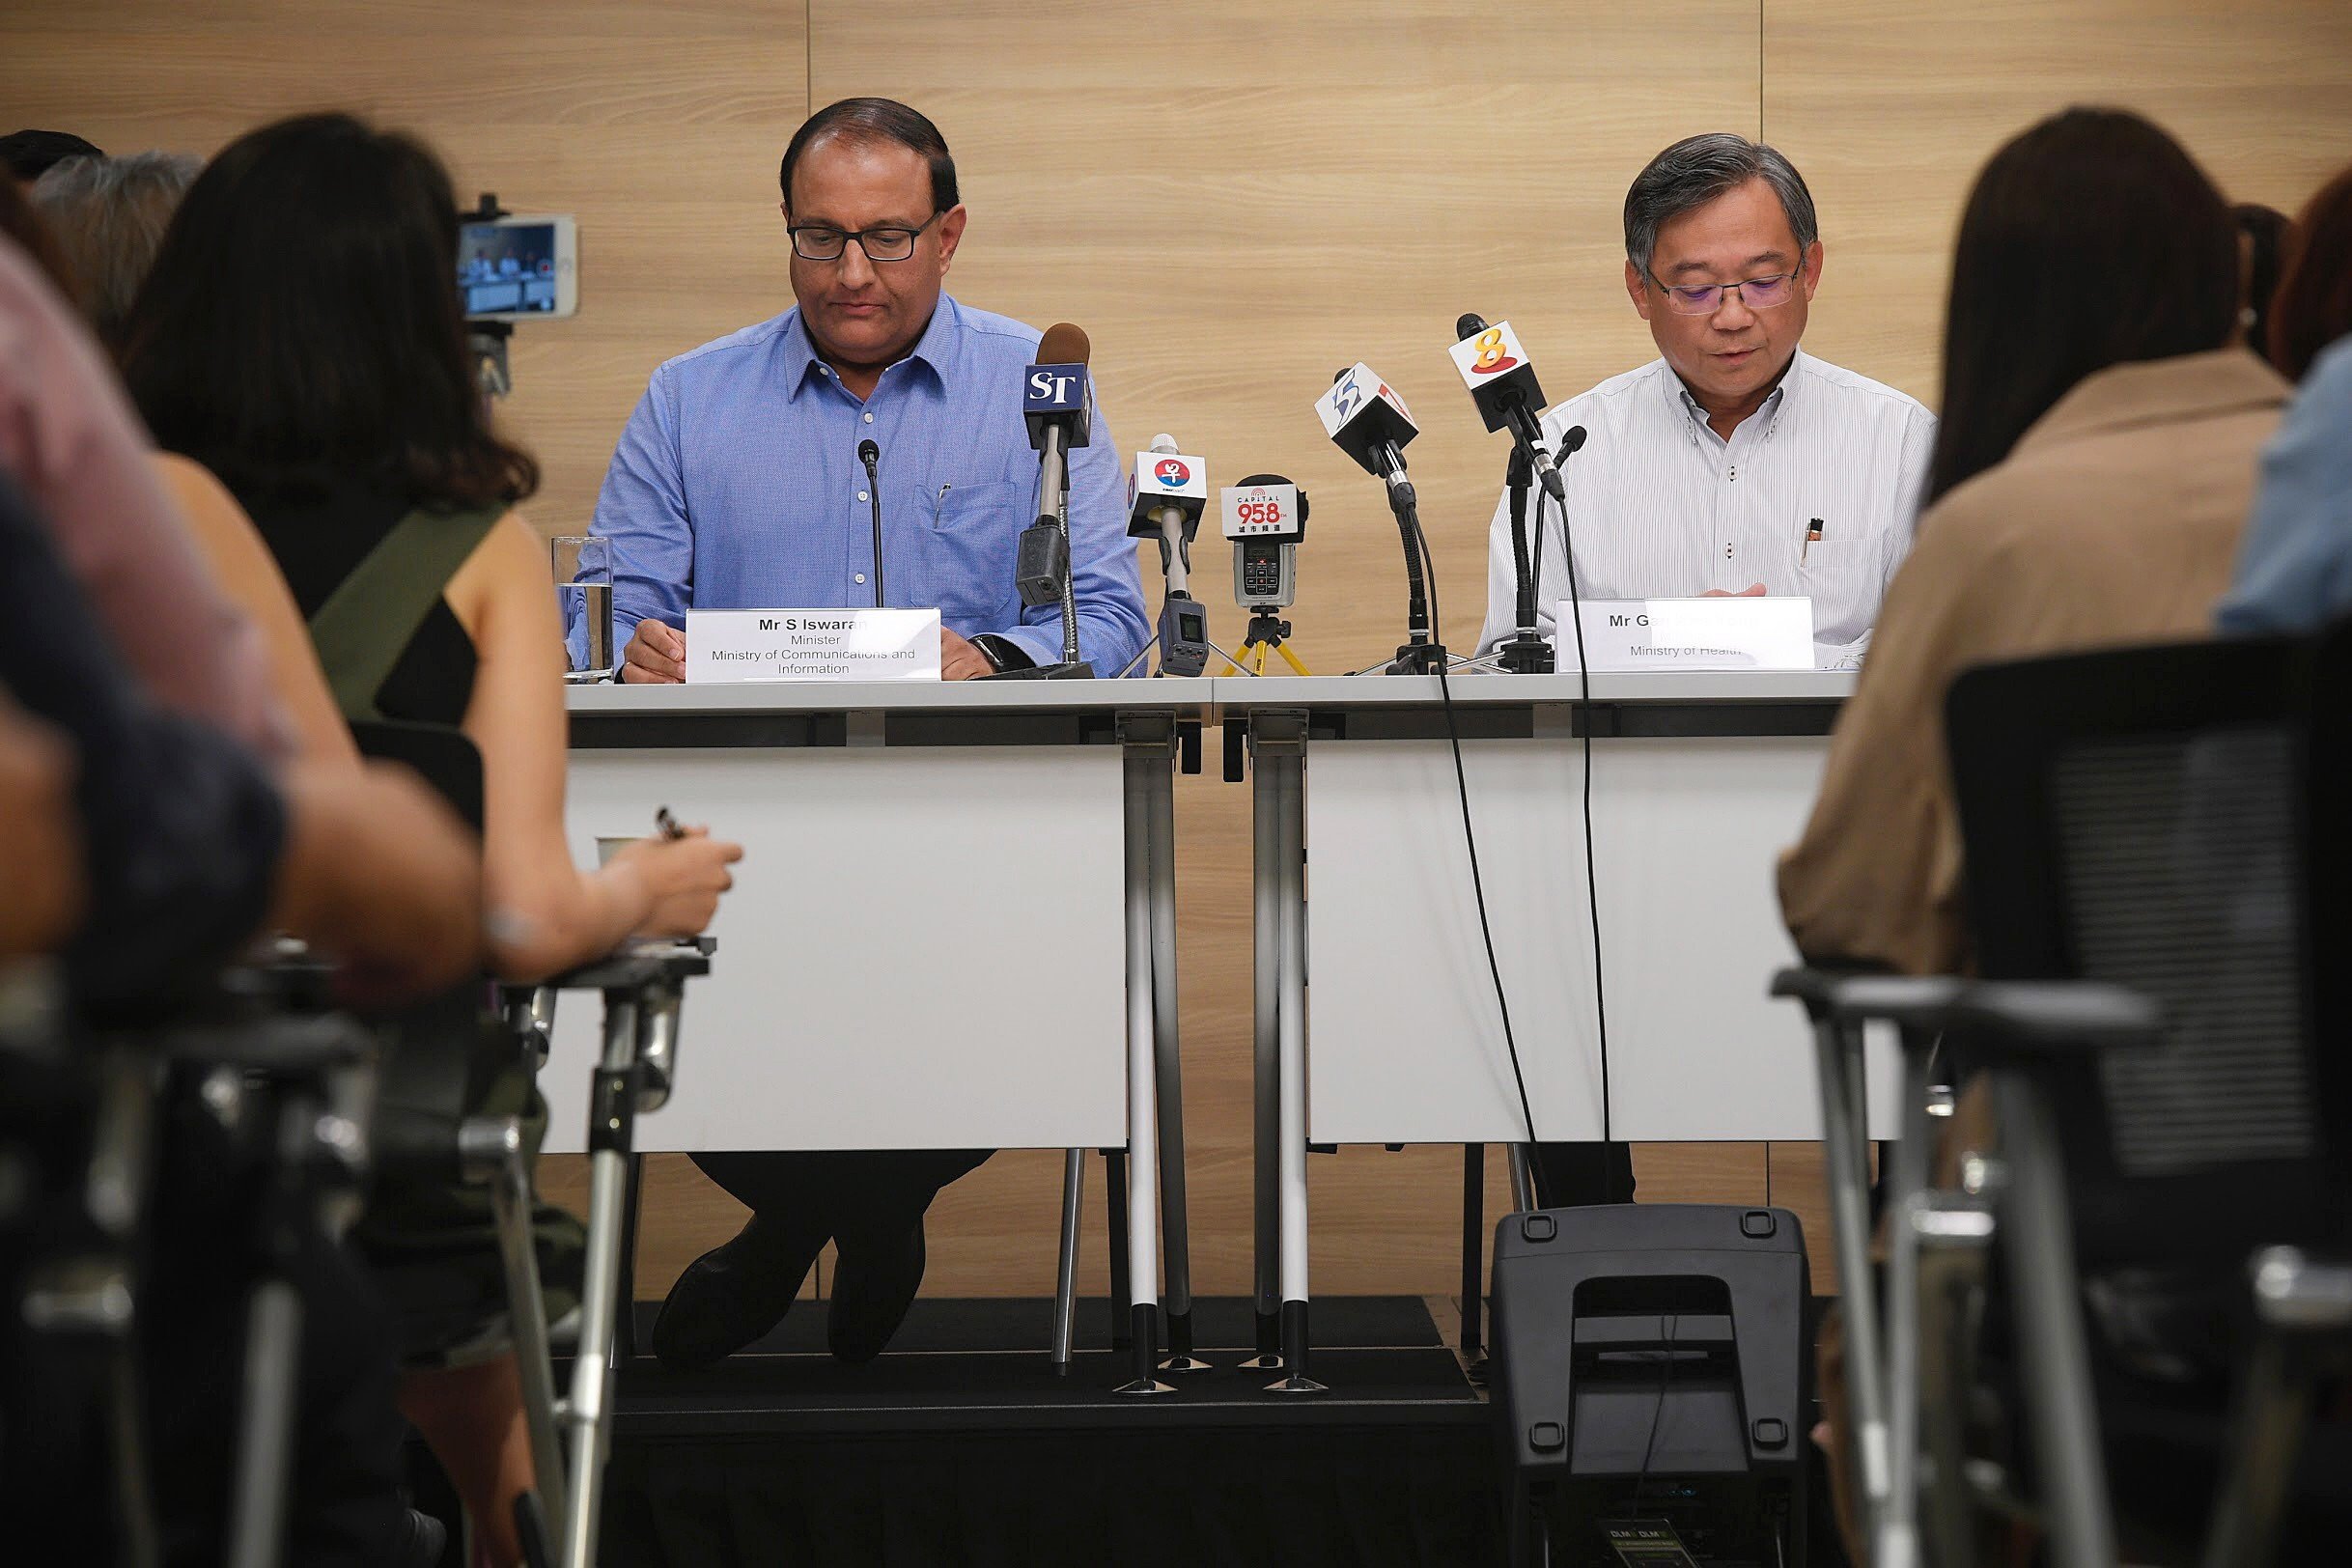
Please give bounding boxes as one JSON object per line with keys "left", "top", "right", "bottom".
{"left": 541, "top": 677, "right": 1214, "bottom": 1383}
{"left": 1213, "top": 669, "right": 1898, "bottom": 1379}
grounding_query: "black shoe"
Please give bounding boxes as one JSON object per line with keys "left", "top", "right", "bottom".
{"left": 826, "top": 1217, "right": 926, "bottom": 1364}
{"left": 651, "top": 1213, "right": 825, "bottom": 1371}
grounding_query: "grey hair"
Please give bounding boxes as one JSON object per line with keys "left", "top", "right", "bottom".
{"left": 1623, "top": 133, "right": 1818, "bottom": 277}
{"left": 32, "top": 150, "right": 203, "bottom": 349}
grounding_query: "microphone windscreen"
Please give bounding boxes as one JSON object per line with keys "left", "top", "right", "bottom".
{"left": 857, "top": 437, "right": 881, "bottom": 465}
{"left": 1455, "top": 312, "right": 1487, "bottom": 340}
{"left": 1151, "top": 434, "right": 1178, "bottom": 453}
{"left": 1038, "top": 322, "right": 1090, "bottom": 365}
{"left": 1559, "top": 425, "right": 1588, "bottom": 456}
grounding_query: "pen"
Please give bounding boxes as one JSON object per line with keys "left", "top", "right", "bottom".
{"left": 1802, "top": 517, "right": 1824, "bottom": 563}
{"left": 656, "top": 805, "right": 686, "bottom": 840}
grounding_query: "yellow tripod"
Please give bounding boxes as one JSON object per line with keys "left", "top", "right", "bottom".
{"left": 1220, "top": 609, "right": 1312, "bottom": 676}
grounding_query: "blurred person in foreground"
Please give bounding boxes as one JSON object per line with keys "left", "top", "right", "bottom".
{"left": 32, "top": 149, "right": 201, "bottom": 352}
{"left": 121, "top": 110, "right": 742, "bottom": 1567}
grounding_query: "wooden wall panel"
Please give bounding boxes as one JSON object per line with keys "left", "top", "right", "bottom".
{"left": 1765, "top": 0, "right": 2352, "bottom": 402}
{"left": 1, "top": 0, "right": 811, "bottom": 534}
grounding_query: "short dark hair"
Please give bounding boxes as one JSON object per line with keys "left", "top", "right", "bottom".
{"left": 778, "top": 98, "right": 957, "bottom": 215}
{"left": 2267, "top": 163, "right": 2352, "bottom": 383}
{"left": 1624, "top": 133, "right": 1818, "bottom": 276}
{"left": 1926, "top": 108, "right": 2237, "bottom": 507}
{"left": 1, "top": 128, "right": 103, "bottom": 182}
{"left": 120, "top": 112, "right": 536, "bottom": 511}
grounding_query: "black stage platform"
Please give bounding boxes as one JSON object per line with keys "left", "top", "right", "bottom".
{"left": 594, "top": 1295, "right": 1503, "bottom": 1566}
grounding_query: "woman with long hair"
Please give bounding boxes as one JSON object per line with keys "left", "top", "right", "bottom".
{"left": 121, "top": 112, "right": 742, "bottom": 1565}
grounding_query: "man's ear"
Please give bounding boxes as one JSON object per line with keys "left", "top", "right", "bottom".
{"left": 936, "top": 205, "right": 968, "bottom": 275}
{"left": 1800, "top": 239, "right": 1825, "bottom": 301}
{"left": 1624, "top": 258, "right": 1653, "bottom": 322}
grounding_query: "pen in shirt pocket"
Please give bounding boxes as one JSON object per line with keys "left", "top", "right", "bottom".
{"left": 1802, "top": 516, "right": 1825, "bottom": 563}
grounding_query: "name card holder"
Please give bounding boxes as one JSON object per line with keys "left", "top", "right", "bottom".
{"left": 1562, "top": 597, "right": 1816, "bottom": 672}
{"left": 686, "top": 607, "right": 942, "bottom": 683}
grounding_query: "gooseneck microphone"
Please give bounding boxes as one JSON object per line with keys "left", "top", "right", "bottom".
{"left": 1315, "top": 363, "right": 1442, "bottom": 672}
{"left": 999, "top": 321, "right": 1095, "bottom": 679}
{"left": 857, "top": 436, "right": 885, "bottom": 607}
{"left": 1450, "top": 314, "right": 1567, "bottom": 504}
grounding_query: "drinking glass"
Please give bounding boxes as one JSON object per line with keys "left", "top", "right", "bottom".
{"left": 552, "top": 535, "right": 613, "bottom": 681}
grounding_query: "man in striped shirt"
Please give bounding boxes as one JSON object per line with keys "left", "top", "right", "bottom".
{"left": 1476, "top": 133, "right": 1936, "bottom": 674}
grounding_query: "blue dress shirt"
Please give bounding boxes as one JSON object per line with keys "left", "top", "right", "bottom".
{"left": 586, "top": 294, "right": 1148, "bottom": 672}
{"left": 2216, "top": 337, "right": 2352, "bottom": 636}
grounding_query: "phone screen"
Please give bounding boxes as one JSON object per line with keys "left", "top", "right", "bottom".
{"left": 459, "top": 221, "right": 562, "bottom": 316}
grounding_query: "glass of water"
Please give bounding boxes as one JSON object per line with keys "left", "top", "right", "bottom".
{"left": 552, "top": 535, "right": 613, "bottom": 682}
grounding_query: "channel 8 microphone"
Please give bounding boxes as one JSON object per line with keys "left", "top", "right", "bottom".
{"left": 1449, "top": 314, "right": 1565, "bottom": 501}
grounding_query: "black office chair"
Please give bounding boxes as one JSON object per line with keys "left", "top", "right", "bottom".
{"left": 1779, "top": 634, "right": 2352, "bottom": 1567}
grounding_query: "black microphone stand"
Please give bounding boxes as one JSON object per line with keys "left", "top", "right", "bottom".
{"left": 1381, "top": 451, "right": 1446, "bottom": 675}
{"left": 858, "top": 438, "right": 886, "bottom": 607}
{"left": 1496, "top": 444, "right": 1554, "bottom": 674}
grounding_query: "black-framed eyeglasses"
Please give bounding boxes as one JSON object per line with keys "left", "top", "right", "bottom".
{"left": 787, "top": 211, "right": 942, "bottom": 263}
{"left": 1646, "top": 263, "right": 1805, "bottom": 316}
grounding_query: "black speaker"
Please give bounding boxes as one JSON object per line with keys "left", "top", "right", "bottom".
{"left": 1490, "top": 1204, "right": 1810, "bottom": 1566}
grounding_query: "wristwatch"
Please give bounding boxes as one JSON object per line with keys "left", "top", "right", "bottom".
{"left": 968, "top": 634, "right": 1034, "bottom": 673}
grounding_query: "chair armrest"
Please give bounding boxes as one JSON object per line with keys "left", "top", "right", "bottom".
{"left": 1769, "top": 962, "right": 1891, "bottom": 1021}
{"left": 538, "top": 936, "right": 714, "bottom": 994}
{"left": 1830, "top": 976, "right": 2161, "bottom": 1051}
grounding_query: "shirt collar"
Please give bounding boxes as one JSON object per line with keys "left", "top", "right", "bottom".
{"left": 2013, "top": 348, "right": 2288, "bottom": 456}
{"left": 1662, "top": 347, "right": 1806, "bottom": 444}
{"left": 779, "top": 293, "right": 963, "bottom": 402}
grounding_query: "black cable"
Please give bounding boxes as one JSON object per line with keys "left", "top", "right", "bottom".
{"left": 1549, "top": 483, "right": 1619, "bottom": 1200}
{"left": 1407, "top": 499, "right": 1543, "bottom": 1159}
{"left": 1629, "top": 1311, "right": 1681, "bottom": 1513}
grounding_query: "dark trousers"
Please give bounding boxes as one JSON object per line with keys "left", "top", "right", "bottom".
{"left": 1529, "top": 1139, "right": 1636, "bottom": 1208}
{"left": 691, "top": 1148, "right": 994, "bottom": 1260}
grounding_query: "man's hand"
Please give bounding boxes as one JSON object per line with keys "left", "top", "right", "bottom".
{"left": 1700, "top": 582, "right": 1769, "bottom": 598}
{"left": 940, "top": 628, "right": 996, "bottom": 682}
{"left": 621, "top": 618, "right": 686, "bottom": 684}
{"left": 0, "top": 698, "right": 84, "bottom": 957}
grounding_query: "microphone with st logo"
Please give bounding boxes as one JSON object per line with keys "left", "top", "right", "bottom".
{"left": 1449, "top": 314, "right": 1566, "bottom": 503}
{"left": 1313, "top": 365, "right": 1442, "bottom": 671}
{"left": 1125, "top": 435, "right": 1212, "bottom": 677}
{"left": 1003, "top": 321, "right": 1094, "bottom": 678}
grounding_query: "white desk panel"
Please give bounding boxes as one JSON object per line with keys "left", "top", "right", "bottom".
{"left": 1300, "top": 723, "right": 1899, "bottom": 1144}
{"left": 540, "top": 743, "right": 1130, "bottom": 1154}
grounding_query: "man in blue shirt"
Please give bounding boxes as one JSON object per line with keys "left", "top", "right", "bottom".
{"left": 609, "top": 99, "right": 1146, "bottom": 1369}
{"left": 599, "top": 104, "right": 1146, "bottom": 683}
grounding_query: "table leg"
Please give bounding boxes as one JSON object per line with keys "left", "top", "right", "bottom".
{"left": 1267, "top": 731, "right": 1323, "bottom": 1394}
{"left": 1245, "top": 745, "right": 1284, "bottom": 1371}
{"left": 1144, "top": 733, "right": 1210, "bottom": 1375}
{"left": 1115, "top": 746, "right": 1173, "bottom": 1397}
{"left": 1052, "top": 1148, "right": 1083, "bottom": 1376}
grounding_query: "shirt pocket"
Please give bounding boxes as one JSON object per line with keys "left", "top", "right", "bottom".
{"left": 917, "top": 479, "right": 1023, "bottom": 625}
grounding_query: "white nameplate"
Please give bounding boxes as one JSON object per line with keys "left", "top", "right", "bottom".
{"left": 686, "top": 608, "right": 941, "bottom": 683}
{"left": 1562, "top": 597, "right": 1816, "bottom": 672}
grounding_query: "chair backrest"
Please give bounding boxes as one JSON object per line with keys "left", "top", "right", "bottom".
{"left": 1945, "top": 636, "right": 2347, "bottom": 1270}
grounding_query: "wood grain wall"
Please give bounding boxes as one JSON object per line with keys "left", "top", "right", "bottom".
{"left": 9, "top": 2, "right": 2350, "bottom": 1305}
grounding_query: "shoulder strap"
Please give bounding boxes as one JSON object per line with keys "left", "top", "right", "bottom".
{"left": 307, "top": 504, "right": 505, "bottom": 722}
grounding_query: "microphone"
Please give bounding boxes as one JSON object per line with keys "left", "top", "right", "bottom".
{"left": 1449, "top": 314, "right": 1565, "bottom": 503}
{"left": 1000, "top": 322, "right": 1094, "bottom": 678}
{"left": 1314, "top": 365, "right": 1441, "bottom": 670}
{"left": 1314, "top": 362, "right": 1419, "bottom": 490}
{"left": 1126, "top": 435, "right": 1212, "bottom": 677}
{"left": 1127, "top": 435, "right": 1208, "bottom": 591}
{"left": 857, "top": 436, "right": 885, "bottom": 607}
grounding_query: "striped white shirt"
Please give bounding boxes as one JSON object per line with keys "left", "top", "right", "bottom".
{"left": 1475, "top": 350, "right": 1936, "bottom": 667}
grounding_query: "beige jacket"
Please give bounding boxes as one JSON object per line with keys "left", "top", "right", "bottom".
{"left": 1778, "top": 349, "right": 2288, "bottom": 976}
